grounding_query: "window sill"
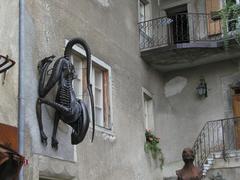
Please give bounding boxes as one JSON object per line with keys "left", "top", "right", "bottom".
{"left": 89, "top": 124, "right": 116, "bottom": 142}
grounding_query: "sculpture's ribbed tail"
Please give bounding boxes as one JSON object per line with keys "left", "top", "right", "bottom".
{"left": 64, "top": 38, "right": 95, "bottom": 142}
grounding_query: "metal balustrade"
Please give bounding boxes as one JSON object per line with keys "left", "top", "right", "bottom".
{"left": 192, "top": 117, "right": 240, "bottom": 170}
{"left": 138, "top": 13, "right": 238, "bottom": 50}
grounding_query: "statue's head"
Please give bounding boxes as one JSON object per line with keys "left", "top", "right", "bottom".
{"left": 62, "top": 59, "right": 76, "bottom": 79}
{"left": 182, "top": 148, "right": 195, "bottom": 163}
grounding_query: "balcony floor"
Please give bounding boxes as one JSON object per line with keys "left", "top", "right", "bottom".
{"left": 141, "top": 40, "right": 240, "bottom": 72}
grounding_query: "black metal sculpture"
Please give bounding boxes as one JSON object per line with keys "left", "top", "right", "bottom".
{"left": 36, "top": 38, "right": 95, "bottom": 149}
{"left": 0, "top": 55, "right": 15, "bottom": 74}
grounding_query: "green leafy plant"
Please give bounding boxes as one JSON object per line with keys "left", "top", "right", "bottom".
{"left": 144, "top": 129, "right": 164, "bottom": 169}
{"left": 218, "top": 1, "right": 240, "bottom": 49}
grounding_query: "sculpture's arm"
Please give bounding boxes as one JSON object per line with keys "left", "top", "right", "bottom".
{"left": 38, "top": 58, "right": 64, "bottom": 97}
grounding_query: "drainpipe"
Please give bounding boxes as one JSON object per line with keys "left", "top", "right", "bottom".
{"left": 18, "top": 0, "right": 25, "bottom": 180}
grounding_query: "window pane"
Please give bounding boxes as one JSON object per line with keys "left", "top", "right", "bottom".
{"left": 72, "top": 54, "right": 83, "bottom": 99}
{"left": 140, "top": 1, "right": 145, "bottom": 22}
{"left": 94, "top": 68, "right": 102, "bottom": 89}
{"left": 93, "top": 66, "right": 104, "bottom": 127}
{"left": 95, "top": 88, "right": 102, "bottom": 107}
{"left": 74, "top": 79, "right": 81, "bottom": 98}
{"left": 95, "top": 107, "right": 103, "bottom": 127}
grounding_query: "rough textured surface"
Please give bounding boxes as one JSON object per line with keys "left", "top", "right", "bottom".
{"left": 0, "top": 1, "right": 18, "bottom": 127}
{"left": 1, "top": 0, "right": 240, "bottom": 179}
{"left": 164, "top": 76, "right": 187, "bottom": 97}
{"left": 159, "top": 61, "right": 239, "bottom": 177}
{"left": 205, "top": 157, "right": 240, "bottom": 180}
{"left": 24, "top": 0, "right": 164, "bottom": 179}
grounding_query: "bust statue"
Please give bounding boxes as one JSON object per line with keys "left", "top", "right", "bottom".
{"left": 176, "top": 148, "right": 202, "bottom": 180}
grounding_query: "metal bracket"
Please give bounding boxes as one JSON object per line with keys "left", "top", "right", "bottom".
{"left": 0, "top": 55, "right": 15, "bottom": 74}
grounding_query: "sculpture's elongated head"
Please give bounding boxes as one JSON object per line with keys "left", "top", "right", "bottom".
{"left": 182, "top": 148, "right": 195, "bottom": 163}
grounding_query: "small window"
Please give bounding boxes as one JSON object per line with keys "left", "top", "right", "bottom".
{"left": 142, "top": 88, "right": 154, "bottom": 130}
{"left": 139, "top": 0, "right": 146, "bottom": 22}
{"left": 92, "top": 64, "right": 111, "bottom": 129}
{"left": 70, "top": 45, "right": 112, "bottom": 131}
{"left": 138, "top": 0, "right": 151, "bottom": 22}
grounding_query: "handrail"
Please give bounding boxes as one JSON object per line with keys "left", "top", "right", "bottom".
{"left": 138, "top": 12, "right": 238, "bottom": 50}
{"left": 192, "top": 117, "right": 240, "bottom": 170}
{"left": 137, "top": 13, "right": 211, "bottom": 24}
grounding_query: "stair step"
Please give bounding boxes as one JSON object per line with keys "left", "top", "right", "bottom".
{"left": 207, "top": 157, "right": 214, "bottom": 161}
{"left": 207, "top": 160, "right": 214, "bottom": 165}
{"left": 203, "top": 164, "right": 211, "bottom": 168}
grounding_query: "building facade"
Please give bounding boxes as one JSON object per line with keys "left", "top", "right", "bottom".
{"left": 1, "top": 0, "right": 240, "bottom": 179}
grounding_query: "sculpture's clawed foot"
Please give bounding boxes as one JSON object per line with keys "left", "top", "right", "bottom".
{"left": 51, "top": 137, "right": 58, "bottom": 150}
{"left": 40, "top": 131, "right": 48, "bottom": 146}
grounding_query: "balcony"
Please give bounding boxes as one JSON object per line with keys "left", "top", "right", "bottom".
{"left": 138, "top": 13, "right": 240, "bottom": 72}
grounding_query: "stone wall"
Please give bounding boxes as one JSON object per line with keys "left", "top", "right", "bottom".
{"left": 0, "top": 0, "right": 18, "bottom": 127}
{"left": 24, "top": 0, "right": 165, "bottom": 179}
{"left": 159, "top": 60, "right": 239, "bottom": 178}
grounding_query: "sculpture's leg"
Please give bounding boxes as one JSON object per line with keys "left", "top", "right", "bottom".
{"left": 36, "top": 98, "right": 48, "bottom": 146}
{"left": 51, "top": 111, "right": 60, "bottom": 149}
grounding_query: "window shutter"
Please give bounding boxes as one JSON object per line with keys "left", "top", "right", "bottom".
{"left": 103, "top": 71, "right": 110, "bottom": 129}
{"left": 206, "top": 0, "right": 222, "bottom": 36}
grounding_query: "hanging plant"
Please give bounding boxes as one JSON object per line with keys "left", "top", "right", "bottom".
{"left": 144, "top": 129, "right": 164, "bottom": 169}
{"left": 218, "top": 1, "right": 240, "bottom": 49}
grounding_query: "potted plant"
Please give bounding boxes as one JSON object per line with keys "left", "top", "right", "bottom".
{"left": 144, "top": 129, "right": 164, "bottom": 169}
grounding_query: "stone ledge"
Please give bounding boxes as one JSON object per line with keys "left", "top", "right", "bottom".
{"left": 32, "top": 154, "right": 78, "bottom": 180}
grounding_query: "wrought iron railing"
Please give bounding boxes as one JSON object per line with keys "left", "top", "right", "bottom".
{"left": 138, "top": 13, "right": 238, "bottom": 50}
{"left": 192, "top": 117, "right": 240, "bottom": 169}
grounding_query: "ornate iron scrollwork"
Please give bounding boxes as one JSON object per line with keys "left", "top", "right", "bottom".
{"left": 0, "top": 55, "right": 15, "bottom": 74}
{"left": 36, "top": 38, "right": 95, "bottom": 149}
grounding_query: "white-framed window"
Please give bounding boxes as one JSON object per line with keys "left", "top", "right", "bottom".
{"left": 138, "top": 0, "right": 151, "bottom": 22}
{"left": 142, "top": 88, "right": 154, "bottom": 131}
{"left": 139, "top": 0, "right": 146, "bottom": 22}
{"left": 67, "top": 41, "right": 112, "bottom": 131}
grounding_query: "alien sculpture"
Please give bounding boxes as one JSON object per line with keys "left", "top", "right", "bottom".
{"left": 36, "top": 38, "right": 95, "bottom": 149}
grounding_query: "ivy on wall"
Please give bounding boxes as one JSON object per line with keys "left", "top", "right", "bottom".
{"left": 218, "top": 1, "right": 240, "bottom": 48}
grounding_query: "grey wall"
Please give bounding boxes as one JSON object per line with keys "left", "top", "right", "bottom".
{"left": 24, "top": 0, "right": 165, "bottom": 179}
{"left": 0, "top": 1, "right": 18, "bottom": 127}
{"left": 157, "top": 60, "right": 239, "bottom": 177}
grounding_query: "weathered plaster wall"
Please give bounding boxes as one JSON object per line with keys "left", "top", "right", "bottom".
{"left": 24, "top": 0, "right": 165, "bottom": 179}
{"left": 0, "top": 1, "right": 18, "bottom": 127}
{"left": 158, "top": 60, "right": 239, "bottom": 178}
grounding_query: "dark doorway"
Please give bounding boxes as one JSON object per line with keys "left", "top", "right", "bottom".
{"left": 166, "top": 5, "right": 190, "bottom": 44}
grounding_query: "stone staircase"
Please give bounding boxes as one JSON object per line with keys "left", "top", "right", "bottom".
{"left": 192, "top": 117, "right": 240, "bottom": 177}
{"left": 202, "top": 156, "right": 214, "bottom": 176}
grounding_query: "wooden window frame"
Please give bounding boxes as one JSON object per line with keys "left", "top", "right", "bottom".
{"left": 66, "top": 40, "right": 113, "bottom": 132}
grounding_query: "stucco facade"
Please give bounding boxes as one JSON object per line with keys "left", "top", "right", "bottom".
{"left": 22, "top": 0, "right": 164, "bottom": 180}
{"left": 0, "top": 1, "right": 18, "bottom": 127}
{"left": 1, "top": 0, "right": 240, "bottom": 180}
